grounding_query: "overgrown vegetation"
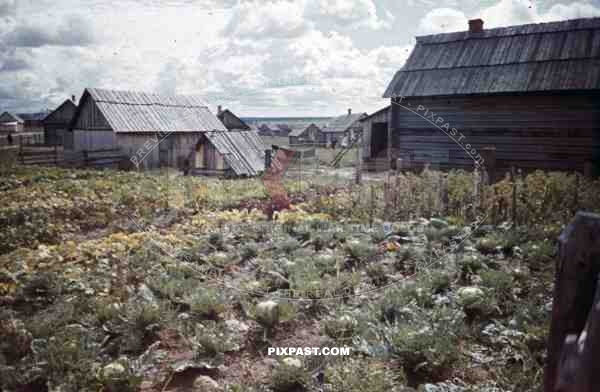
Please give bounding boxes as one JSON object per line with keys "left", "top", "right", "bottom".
{"left": 0, "top": 164, "right": 591, "bottom": 391}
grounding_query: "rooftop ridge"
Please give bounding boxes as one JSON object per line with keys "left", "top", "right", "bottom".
{"left": 416, "top": 16, "right": 600, "bottom": 44}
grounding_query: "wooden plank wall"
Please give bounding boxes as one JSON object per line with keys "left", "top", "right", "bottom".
{"left": 361, "top": 108, "right": 390, "bottom": 159}
{"left": 74, "top": 98, "right": 111, "bottom": 130}
{"left": 388, "top": 92, "right": 600, "bottom": 173}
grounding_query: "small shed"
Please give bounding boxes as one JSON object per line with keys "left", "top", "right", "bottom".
{"left": 69, "top": 88, "right": 266, "bottom": 176}
{"left": 321, "top": 109, "right": 367, "bottom": 144}
{"left": 360, "top": 106, "right": 391, "bottom": 162}
{"left": 43, "top": 99, "right": 77, "bottom": 146}
{"left": 216, "top": 106, "right": 251, "bottom": 131}
{"left": 289, "top": 123, "right": 322, "bottom": 145}
{"left": 381, "top": 17, "right": 600, "bottom": 175}
{"left": 0, "top": 112, "right": 24, "bottom": 133}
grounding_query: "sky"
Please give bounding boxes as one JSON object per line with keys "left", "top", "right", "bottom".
{"left": 1, "top": 0, "right": 599, "bottom": 117}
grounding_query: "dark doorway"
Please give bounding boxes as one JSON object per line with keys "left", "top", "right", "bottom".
{"left": 371, "top": 122, "right": 388, "bottom": 159}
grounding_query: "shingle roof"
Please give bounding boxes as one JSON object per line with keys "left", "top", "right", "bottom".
{"left": 206, "top": 130, "right": 266, "bottom": 176}
{"left": 384, "top": 17, "right": 600, "bottom": 98}
{"left": 0, "top": 111, "right": 24, "bottom": 124}
{"left": 322, "top": 112, "right": 366, "bottom": 133}
{"left": 85, "top": 88, "right": 226, "bottom": 133}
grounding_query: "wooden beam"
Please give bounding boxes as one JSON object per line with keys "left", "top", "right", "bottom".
{"left": 544, "top": 212, "right": 600, "bottom": 392}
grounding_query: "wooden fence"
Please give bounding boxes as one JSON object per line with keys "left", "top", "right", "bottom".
{"left": 544, "top": 212, "right": 600, "bottom": 392}
{"left": 17, "top": 145, "right": 126, "bottom": 169}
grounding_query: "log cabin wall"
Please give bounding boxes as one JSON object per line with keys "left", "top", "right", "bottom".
{"left": 389, "top": 92, "right": 600, "bottom": 173}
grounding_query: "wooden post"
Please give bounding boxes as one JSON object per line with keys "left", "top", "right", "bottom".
{"left": 511, "top": 166, "right": 518, "bottom": 225}
{"left": 355, "top": 130, "right": 362, "bottom": 185}
{"left": 584, "top": 161, "right": 593, "bottom": 178}
{"left": 265, "top": 149, "right": 272, "bottom": 171}
{"left": 544, "top": 212, "right": 600, "bottom": 392}
{"left": 480, "top": 146, "right": 497, "bottom": 184}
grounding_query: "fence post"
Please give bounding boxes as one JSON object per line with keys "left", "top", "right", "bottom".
{"left": 481, "top": 146, "right": 497, "bottom": 184}
{"left": 355, "top": 134, "right": 362, "bottom": 185}
{"left": 544, "top": 212, "right": 600, "bottom": 392}
{"left": 511, "top": 166, "right": 518, "bottom": 225}
{"left": 265, "top": 149, "right": 272, "bottom": 170}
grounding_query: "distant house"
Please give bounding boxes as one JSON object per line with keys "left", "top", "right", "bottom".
{"left": 0, "top": 112, "right": 24, "bottom": 133}
{"left": 69, "top": 88, "right": 266, "bottom": 176}
{"left": 43, "top": 98, "right": 77, "bottom": 146}
{"left": 380, "top": 17, "right": 600, "bottom": 175}
{"left": 257, "top": 124, "right": 274, "bottom": 136}
{"left": 18, "top": 112, "right": 50, "bottom": 132}
{"left": 216, "top": 106, "right": 251, "bottom": 131}
{"left": 321, "top": 109, "right": 367, "bottom": 144}
{"left": 274, "top": 124, "right": 292, "bottom": 137}
{"left": 289, "top": 123, "right": 322, "bottom": 145}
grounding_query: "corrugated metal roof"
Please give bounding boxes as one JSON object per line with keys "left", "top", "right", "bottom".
{"left": 86, "top": 88, "right": 226, "bottom": 133}
{"left": 384, "top": 17, "right": 600, "bottom": 98}
{"left": 322, "top": 112, "right": 366, "bottom": 133}
{"left": 206, "top": 130, "right": 266, "bottom": 176}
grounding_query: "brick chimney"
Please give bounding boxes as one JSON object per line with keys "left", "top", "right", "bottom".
{"left": 348, "top": 108, "right": 352, "bottom": 115}
{"left": 71, "top": 95, "right": 76, "bottom": 103}
{"left": 217, "top": 105, "right": 222, "bottom": 115}
{"left": 469, "top": 19, "right": 484, "bottom": 33}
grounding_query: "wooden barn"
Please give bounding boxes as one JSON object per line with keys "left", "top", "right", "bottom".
{"left": 289, "top": 123, "right": 322, "bottom": 145}
{"left": 378, "top": 17, "right": 600, "bottom": 175}
{"left": 0, "top": 112, "right": 24, "bottom": 133}
{"left": 68, "top": 88, "right": 266, "bottom": 176}
{"left": 321, "top": 109, "right": 367, "bottom": 144}
{"left": 216, "top": 106, "right": 251, "bottom": 131}
{"left": 43, "top": 98, "right": 77, "bottom": 146}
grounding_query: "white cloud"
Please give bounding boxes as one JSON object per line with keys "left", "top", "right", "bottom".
{"left": 5, "top": 14, "right": 96, "bottom": 47}
{"left": 540, "top": 1, "right": 600, "bottom": 22}
{"left": 479, "top": 0, "right": 537, "bottom": 28}
{"left": 224, "top": 1, "right": 309, "bottom": 39}
{"left": 418, "top": 8, "right": 467, "bottom": 34}
{"left": 419, "top": 0, "right": 600, "bottom": 34}
{"left": 305, "top": 0, "right": 393, "bottom": 30}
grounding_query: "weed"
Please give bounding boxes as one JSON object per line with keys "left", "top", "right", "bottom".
{"left": 325, "top": 358, "right": 400, "bottom": 392}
